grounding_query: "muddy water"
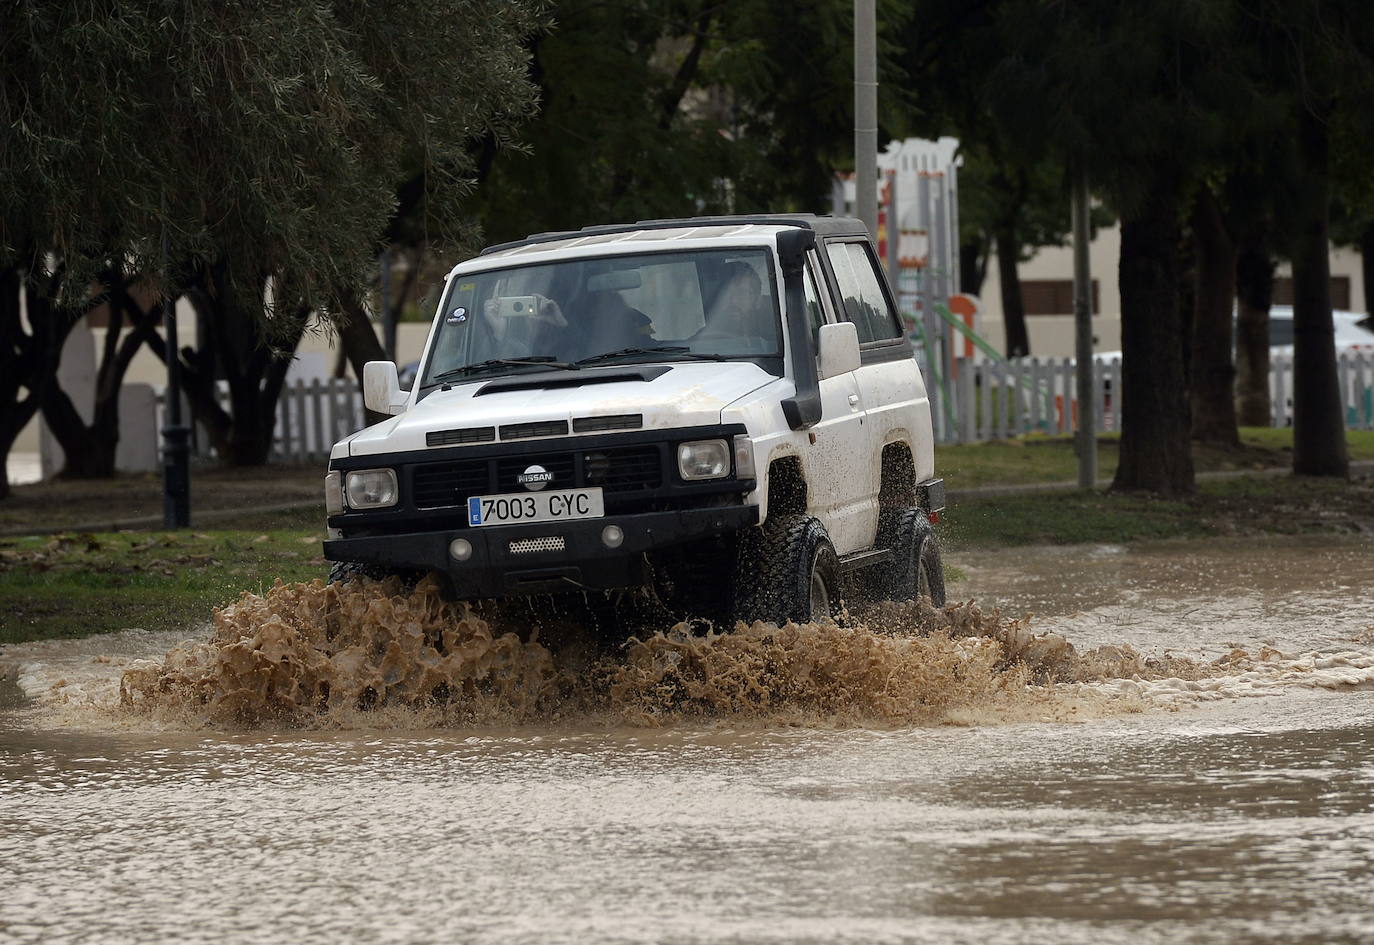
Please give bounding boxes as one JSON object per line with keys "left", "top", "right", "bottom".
{"left": 3, "top": 534, "right": 1374, "bottom": 945}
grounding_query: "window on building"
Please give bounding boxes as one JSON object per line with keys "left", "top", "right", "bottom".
{"left": 1272, "top": 276, "right": 1351, "bottom": 310}
{"left": 1020, "top": 279, "right": 1100, "bottom": 316}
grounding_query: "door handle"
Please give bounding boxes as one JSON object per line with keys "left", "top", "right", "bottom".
{"left": 848, "top": 394, "right": 860, "bottom": 407}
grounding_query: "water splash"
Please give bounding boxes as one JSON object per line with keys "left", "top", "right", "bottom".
{"left": 114, "top": 577, "right": 1237, "bottom": 729}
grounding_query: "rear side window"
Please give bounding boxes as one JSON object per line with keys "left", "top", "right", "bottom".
{"left": 824, "top": 241, "right": 902, "bottom": 343}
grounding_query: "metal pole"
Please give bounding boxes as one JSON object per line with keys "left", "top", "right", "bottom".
{"left": 855, "top": 0, "right": 878, "bottom": 238}
{"left": 886, "top": 166, "right": 901, "bottom": 293}
{"left": 161, "top": 228, "right": 191, "bottom": 527}
{"left": 1072, "top": 171, "right": 1097, "bottom": 488}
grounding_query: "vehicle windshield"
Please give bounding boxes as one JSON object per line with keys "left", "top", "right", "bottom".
{"left": 419, "top": 248, "right": 781, "bottom": 389}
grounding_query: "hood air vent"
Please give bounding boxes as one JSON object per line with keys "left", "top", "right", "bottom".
{"left": 500, "top": 420, "right": 569, "bottom": 440}
{"left": 573, "top": 414, "right": 643, "bottom": 433}
{"left": 427, "top": 427, "right": 495, "bottom": 447}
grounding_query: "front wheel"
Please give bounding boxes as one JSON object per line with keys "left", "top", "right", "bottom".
{"left": 734, "top": 514, "right": 842, "bottom": 625}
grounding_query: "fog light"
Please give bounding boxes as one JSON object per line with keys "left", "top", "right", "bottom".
{"left": 449, "top": 538, "right": 473, "bottom": 561}
{"left": 601, "top": 524, "right": 625, "bottom": 549}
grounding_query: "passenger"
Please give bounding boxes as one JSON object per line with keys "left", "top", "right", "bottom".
{"left": 700, "top": 262, "right": 773, "bottom": 340}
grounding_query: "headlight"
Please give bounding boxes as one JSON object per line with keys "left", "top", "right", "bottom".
{"left": 344, "top": 468, "right": 398, "bottom": 509}
{"left": 325, "top": 471, "right": 343, "bottom": 515}
{"left": 677, "top": 439, "right": 730, "bottom": 480}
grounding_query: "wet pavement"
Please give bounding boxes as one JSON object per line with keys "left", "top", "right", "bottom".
{"left": 2, "top": 534, "right": 1373, "bottom": 945}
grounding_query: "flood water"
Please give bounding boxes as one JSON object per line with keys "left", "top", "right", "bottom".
{"left": 3, "top": 534, "right": 1374, "bottom": 945}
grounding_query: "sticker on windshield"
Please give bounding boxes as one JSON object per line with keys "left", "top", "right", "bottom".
{"left": 446, "top": 307, "right": 467, "bottom": 324}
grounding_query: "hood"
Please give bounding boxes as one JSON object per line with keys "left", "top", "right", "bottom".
{"left": 347, "top": 360, "right": 776, "bottom": 456}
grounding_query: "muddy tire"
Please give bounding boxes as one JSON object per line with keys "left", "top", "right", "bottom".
{"left": 328, "top": 560, "right": 405, "bottom": 585}
{"left": 734, "top": 514, "right": 842, "bottom": 625}
{"left": 871, "top": 507, "right": 945, "bottom": 606}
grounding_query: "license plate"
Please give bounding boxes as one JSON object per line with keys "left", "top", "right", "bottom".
{"left": 467, "top": 488, "right": 604, "bottom": 527}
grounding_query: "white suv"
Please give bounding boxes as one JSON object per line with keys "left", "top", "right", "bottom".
{"left": 323, "top": 215, "right": 945, "bottom": 625}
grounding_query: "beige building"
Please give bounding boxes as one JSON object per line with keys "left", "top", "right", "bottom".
{"left": 973, "top": 223, "right": 1368, "bottom": 359}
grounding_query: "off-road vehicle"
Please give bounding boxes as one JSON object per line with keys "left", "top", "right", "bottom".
{"left": 323, "top": 214, "right": 945, "bottom": 625}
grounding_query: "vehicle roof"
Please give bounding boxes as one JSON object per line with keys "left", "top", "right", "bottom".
{"left": 477, "top": 214, "right": 868, "bottom": 261}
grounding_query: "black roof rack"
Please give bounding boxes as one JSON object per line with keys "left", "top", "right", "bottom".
{"left": 478, "top": 213, "right": 868, "bottom": 256}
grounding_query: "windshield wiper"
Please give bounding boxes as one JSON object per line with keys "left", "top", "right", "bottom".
{"left": 575, "top": 346, "right": 733, "bottom": 365}
{"left": 431, "top": 356, "right": 581, "bottom": 384}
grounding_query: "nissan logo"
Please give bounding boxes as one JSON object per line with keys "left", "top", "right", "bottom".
{"left": 517, "top": 464, "right": 553, "bottom": 491}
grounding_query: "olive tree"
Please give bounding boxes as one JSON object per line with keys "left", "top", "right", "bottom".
{"left": 1, "top": 0, "right": 544, "bottom": 484}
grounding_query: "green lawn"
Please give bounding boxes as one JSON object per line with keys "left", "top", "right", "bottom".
{"left": 938, "top": 473, "right": 1374, "bottom": 550}
{"left": 935, "top": 427, "right": 1374, "bottom": 488}
{"left": 0, "top": 527, "right": 325, "bottom": 644}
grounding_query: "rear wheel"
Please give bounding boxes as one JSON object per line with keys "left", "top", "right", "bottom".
{"left": 735, "top": 514, "right": 842, "bottom": 625}
{"left": 870, "top": 507, "right": 945, "bottom": 606}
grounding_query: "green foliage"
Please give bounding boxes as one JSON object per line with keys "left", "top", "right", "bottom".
{"left": 1, "top": 0, "right": 544, "bottom": 307}
{"left": 472, "top": 0, "right": 902, "bottom": 244}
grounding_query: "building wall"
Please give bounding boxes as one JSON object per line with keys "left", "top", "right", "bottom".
{"left": 974, "top": 223, "right": 1367, "bottom": 359}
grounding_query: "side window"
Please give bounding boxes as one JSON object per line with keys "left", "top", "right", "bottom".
{"left": 803, "top": 264, "right": 826, "bottom": 349}
{"left": 825, "top": 241, "right": 902, "bottom": 343}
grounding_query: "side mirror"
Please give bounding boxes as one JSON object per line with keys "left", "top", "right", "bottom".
{"left": 817, "top": 322, "right": 861, "bottom": 379}
{"left": 363, "top": 361, "right": 407, "bottom": 416}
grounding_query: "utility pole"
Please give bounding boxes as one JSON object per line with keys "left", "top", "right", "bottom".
{"left": 161, "top": 227, "right": 191, "bottom": 527}
{"left": 1072, "top": 171, "right": 1097, "bottom": 489}
{"left": 855, "top": 0, "right": 877, "bottom": 239}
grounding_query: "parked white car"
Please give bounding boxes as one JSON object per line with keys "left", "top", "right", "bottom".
{"left": 322, "top": 215, "right": 945, "bottom": 626}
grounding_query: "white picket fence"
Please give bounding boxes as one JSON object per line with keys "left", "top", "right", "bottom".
{"left": 929, "top": 351, "right": 1374, "bottom": 443}
{"left": 154, "top": 352, "right": 1374, "bottom": 462}
{"left": 157, "top": 377, "right": 366, "bottom": 464}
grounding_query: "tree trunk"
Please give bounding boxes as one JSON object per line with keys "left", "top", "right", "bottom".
{"left": 1189, "top": 189, "right": 1240, "bottom": 446}
{"left": 144, "top": 265, "right": 308, "bottom": 467}
{"left": 959, "top": 232, "right": 989, "bottom": 298}
{"left": 0, "top": 260, "right": 83, "bottom": 500}
{"left": 1234, "top": 227, "right": 1274, "bottom": 427}
{"left": 1290, "top": 108, "right": 1349, "bottom": 477}
{"left": 336, "top": 292, "right": 387, "bottom": 380}
{"left": 40, "top": 275, "right": 162, "bottom": 478}
{"left": 994, "top": 225, "right": 1030, "bottom": 358}
{"left": 1111, "top": 192, "right": 1195, "bottom": 496}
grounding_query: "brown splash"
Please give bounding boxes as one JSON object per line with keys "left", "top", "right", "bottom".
{"left": 119, "top": 578, "right": 1217, "bottom": 728}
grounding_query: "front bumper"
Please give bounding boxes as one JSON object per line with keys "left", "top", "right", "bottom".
{"left": 323, "top": 504, "right": 758, "bottom": 598}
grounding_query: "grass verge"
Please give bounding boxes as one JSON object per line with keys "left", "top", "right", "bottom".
{"left": 939, "top": 474, "right": 1374, "bottom": 550}
{"left": 0, "top": 526, "right": 325, "bottom": 645}
{"left": 935, "top": 427, "right": 1374, "bottom": 488}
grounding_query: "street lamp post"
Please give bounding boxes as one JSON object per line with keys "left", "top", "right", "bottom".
{"left": 161, "top": 230, "right": 191, "bottom": 528}
{"left": 855, "top": 0, "right": 878, "bottom": 239}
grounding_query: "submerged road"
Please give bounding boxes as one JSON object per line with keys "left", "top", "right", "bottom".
{"left": 2, "top": 533, "right": 1372, "bottom": 945}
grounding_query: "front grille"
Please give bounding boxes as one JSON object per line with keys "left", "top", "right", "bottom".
{"left": 411, "top": 442, "right": 668, "bottom": 511}
{"left": 584, "top": 445, "right": 661, "bottom": 491}
{"left": 573, "top": 413, "right": 642, "bottom": 432}
{"left": 413, "top": 459, "right": 487, "bottom": 510}
{"left": 510, "top": 536, "right": 565, "bottom": 554}
{"left": 500, "top": 420, "right": 569, "bottom": 440}
{"left": 427, "top": 426, "right": 495, "bottom": 447}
